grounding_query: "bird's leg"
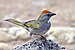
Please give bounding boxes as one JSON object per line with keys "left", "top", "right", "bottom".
{"left": 40, "top": 35, "right": 46, "bottom": 40}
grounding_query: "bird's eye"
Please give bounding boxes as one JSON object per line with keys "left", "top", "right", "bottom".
{"left": 47, "top": 14, "right": 50, "bottom": 16}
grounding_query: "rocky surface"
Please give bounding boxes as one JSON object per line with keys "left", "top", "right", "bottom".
{"left": 10, "top": 37, "right": 66, "bottom": 50}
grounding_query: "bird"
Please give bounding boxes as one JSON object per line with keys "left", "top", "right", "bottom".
{"left": 4, "top": 10, "right": 56, "bottom": 38}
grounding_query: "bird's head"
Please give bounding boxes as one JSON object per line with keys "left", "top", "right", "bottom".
{"left": 38, "top": 10, "right": 56, "bottom": 22}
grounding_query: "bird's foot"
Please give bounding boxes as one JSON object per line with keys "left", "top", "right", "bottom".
{"left": 40, "top": 35, "right": 46, "bottom": 40}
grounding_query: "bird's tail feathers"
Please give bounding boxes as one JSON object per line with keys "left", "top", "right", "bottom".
{"left": 4, "top": 19, "right": 23, "bottom": 27}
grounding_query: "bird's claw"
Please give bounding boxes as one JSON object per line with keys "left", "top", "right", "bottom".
{"left": 40, "top": 35, "right": 46, "bottom": 40}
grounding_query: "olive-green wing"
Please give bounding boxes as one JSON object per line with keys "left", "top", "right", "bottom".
{"left": 24, "top": 20, "right": 40, "bottom": 29}
{"left": 4, "top": 19, "right": 40, "bottom": 29}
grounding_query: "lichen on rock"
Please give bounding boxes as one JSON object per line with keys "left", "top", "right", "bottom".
{"left": 10, "top": 37, "right": 66, "bottom": 50}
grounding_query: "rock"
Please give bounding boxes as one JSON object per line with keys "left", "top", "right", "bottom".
{"left": 15, "top": 28, "right": 30, "bottom": 39}
{"left": 64, "top": 32, "right": 75, "bottom": 44}
{"left": 0, "top": 43, "right": 11, "bottom": 50}
{"left": 8, "top": 27, "right": 20, "bottom": 35}
{"left": 10, "top": 37, "right": 66, "bottom": 50}
{"left": 49, "top": 27, "right": 75, "bottom": 44}
{"left": 0, "top": 28, "right": 8, "bottom": 32}
{"left": 8, "top": 27, "right": 30, "bottom": 39}
{"left": 0, "top": 32, "right": 16, "bottom": 42}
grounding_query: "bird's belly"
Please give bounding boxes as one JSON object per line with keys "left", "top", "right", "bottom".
{"left": 31, "top": 23, "right": 50, "bottom": 35}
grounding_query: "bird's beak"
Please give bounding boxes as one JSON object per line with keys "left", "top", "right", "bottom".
{"left": 51, "top": 13, "right": 56, "bottom": 16}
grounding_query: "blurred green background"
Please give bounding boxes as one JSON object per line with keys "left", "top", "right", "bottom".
{"left": 0, "top": 0, "right": 75, "bottom": 50}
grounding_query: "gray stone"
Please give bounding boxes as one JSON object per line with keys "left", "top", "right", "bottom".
{"left": 10, "top": 37, "right": 66, "bottom": 50}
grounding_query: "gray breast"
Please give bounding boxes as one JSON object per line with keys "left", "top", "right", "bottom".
{"left": 31, "top": 22, "right": 51, "bottom": 35}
